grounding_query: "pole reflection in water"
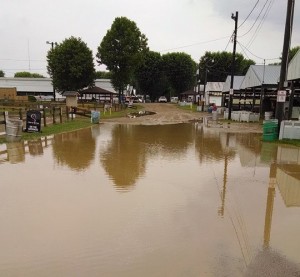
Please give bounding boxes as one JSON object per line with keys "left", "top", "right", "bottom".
{"left": 1, "top": 124, "right": 300, "bottom": 276}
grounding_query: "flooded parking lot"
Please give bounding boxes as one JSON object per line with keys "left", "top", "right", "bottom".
{"left": 1, "top": 123, "right": 300, "bottom": 276}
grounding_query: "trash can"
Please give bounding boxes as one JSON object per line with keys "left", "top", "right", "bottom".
{"left": 263, "top": 119, "right": 278, "bottom": 141}
{"left": 91, "top": 111, "right": 100, "bottom": 124}
{"left": 6, "top": 119, "right": 23, "bottom": 137}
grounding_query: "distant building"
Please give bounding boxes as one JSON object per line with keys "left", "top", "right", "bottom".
{"left": 204, "top": 82, "right": 224, "bottom": 106}
{"left": 0, "top": 87, "right": 28, "bottom": 101}
{"left": 0, "top": 77, "right": 116, "bottom": 98}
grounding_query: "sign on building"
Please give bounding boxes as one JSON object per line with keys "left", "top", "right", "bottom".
{"left": 26, "top": 110, "right": 41, "bottom": 132}
{"left": 277, "top": 90, "right": 286, "bottom": 102}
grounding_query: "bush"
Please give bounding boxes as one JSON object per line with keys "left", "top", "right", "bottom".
{"left": 28, "top": 95, "right": 37, "bottom": 102}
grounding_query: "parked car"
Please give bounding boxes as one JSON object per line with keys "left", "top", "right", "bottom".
{"left": 158, "top": 96, "right": 167, "bottom": 103}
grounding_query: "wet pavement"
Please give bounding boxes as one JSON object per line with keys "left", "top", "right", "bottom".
{"left": 0, "top": 123, "right": 300, "bottom": 276}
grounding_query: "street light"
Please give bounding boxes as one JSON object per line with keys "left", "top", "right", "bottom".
{"left": 46, "top": 41, "right": 56, "bottom": 101}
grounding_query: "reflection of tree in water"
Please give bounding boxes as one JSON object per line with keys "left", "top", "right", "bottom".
{"left": 52, "top": 128, "right": 95, "bottom": 171}
{"left": 235, "top": 133, "right": 262, "bottom": 156}
{"left": 100, "top": 123, "right": 195, "bottom": 190}
{"left": 195, "top": 128, "right": 236, "bottom": 163}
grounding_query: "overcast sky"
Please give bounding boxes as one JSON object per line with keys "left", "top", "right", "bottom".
{"left": 1, "top": 0, "right": 299, "bottom": 77}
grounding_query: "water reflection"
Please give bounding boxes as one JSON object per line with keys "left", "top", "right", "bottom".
{"left": 52, "top": 128, "right": 96, "bottom": 171}
{"left": 6, "top": 141, "right": 25, "bottom": 164}
{"left": 100, "top": 124, "right": 195, "bottom": 190}
{"left": 1, "top": 123, "right": 300, "bottom": 276}
{"left": 28, "top": 139, "right": 44, "bottom": 156}
{"left": 275, "top": 145, "right": 300, "bottom": 208}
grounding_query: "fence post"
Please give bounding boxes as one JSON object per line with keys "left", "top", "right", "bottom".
{"left": 19, "top": 108, "right": 23, "bottom": 120}
{"left": 43, "top": 107, "right": 47, "bottom": 127}
{"left": 59, "top": 107, "right": 62, "bottom": 123}
{"left": 52, "top": 106, "right": 56, "bottom": 124}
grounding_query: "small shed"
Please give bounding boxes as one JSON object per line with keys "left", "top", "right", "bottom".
{"left": 80, "top": 86, "right": 117, "bottom": 103}
{"left": 205, "top": 82, "right": 224, "bottom": 106}
{"left": 180, "top": 86, "right": 204, "bottom": 103}
{"left": 63, "top": 91, "right": 79, "bottom": 107}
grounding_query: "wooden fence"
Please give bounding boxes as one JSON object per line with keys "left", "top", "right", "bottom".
{"left": 0, "top": 101, "right": 125, "bottom": 135}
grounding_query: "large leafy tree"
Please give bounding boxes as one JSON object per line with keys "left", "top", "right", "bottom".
{"left": 199, "top": 51, "right": 255, "bottom": 82}
{"left": 0, "top": 70, "right": 5, "bottom": 77}
{"left": 96, "top": 17, "right": 148, "bottom": 99}
{"left": 162, "top": 52, "right": 197, "bottom": 95}
{"left": 47, "top": 36, "right": 95, "bottom": 92}
{"left": 135, "top": 51, "right": 167, "bottom": 101}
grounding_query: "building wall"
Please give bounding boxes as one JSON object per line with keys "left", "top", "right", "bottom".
{"left": 0, "top": 87, "right": 28, "bottom": 101}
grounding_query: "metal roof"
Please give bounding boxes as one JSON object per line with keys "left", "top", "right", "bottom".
{"left": 95, "top": 79, "right": 116, "bottom": 93}
{"left": 205, "top": 82, "right": 224, "bottom": 92}
{"left": 287, "top": 49, "right": 300, "bottom": 81}
{"left": 0, "top": 77, "right": 116, "bottom": 93}
{"left": 81, "top": 86, "right": 117, "bottom": 94}
{"left": 240, "top": 65, "right": 280, "bottom": 89}
{"left": 62, "top": 91, "right": 79, "bottom": 96}
{"left": 0, "top": 77, "right": 53, "bottom": 92}
{"left": 222, "top": 76, "right": 244, "bottom": 92}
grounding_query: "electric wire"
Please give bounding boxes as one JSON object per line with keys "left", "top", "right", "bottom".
{"left": 238, "top": 0, "right": 260, "bottom": 29}
{"left": 246, "top": 0, "right": 274, "bottom": 48}
{"left": 159, "top": 35, "right": 232, "bottom": 52}
{"left": 238, "top": 40, "right": 280, "bottom": 61}
{"left": 238, "top": 0, "right": 271, "bottom": 38}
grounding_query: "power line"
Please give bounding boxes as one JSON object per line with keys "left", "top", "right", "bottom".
{"left": 238, "top": 0, "right": 271, "bottom": 38}
{"left": 224, "top": 32, "right": 234, "bottom": 51}
{"left": 237, "top": 41, "right": 280, "bottom": 61}
{"left": 159, "top": 35, "right": 232, "bottom": 52}
{"left": 246, "top": 0, "right": 274, "bottom": 48}
{"left": 238, "top": 0, "right": 260, "bottom": 29}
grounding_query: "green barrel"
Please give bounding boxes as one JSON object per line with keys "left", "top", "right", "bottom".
{"left": 263, "top": 119, "right": 278, "bottom": 141}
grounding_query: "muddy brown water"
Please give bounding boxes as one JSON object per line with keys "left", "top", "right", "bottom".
{"left": 1, "top": 123, "right": 300, "bottom": 276}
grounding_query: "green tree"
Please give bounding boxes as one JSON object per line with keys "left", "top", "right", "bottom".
{"left": 96, "top": 17, "right": 148, "bottom": 100}
{"left": 31, "top": 73, "right": 45, "bottom": 78}
{"left": 289, "top": 46, "right": 300, "bottom": 62}
{"left": 0, "top": 70, "right": 4, "bottom": 77}
{"left": 162, "top": 52, "right": 197, "bottom": 96}
{"left": 14, "top": 71, "right": 44, "bottom": 78}
{"left": 47, "top": 36, "right": 95, "bottom": 92}
{"left": 270, "top": 46, "right": 300, "bottom": 65}
{"left": 199, "top": 51, "right": 255, "bottom": 82}
{"left": 135, "top": 51, "right": 168, "bottom": 101}
{"left": 95, "top": 71, "right": 112, "bottom": 79}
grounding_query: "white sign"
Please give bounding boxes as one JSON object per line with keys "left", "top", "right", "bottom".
{"left": 229, "top": 88, "right": 234, "bottom": 95}
{"left": 277, "top": 90, "right": 286, "bottom": 102}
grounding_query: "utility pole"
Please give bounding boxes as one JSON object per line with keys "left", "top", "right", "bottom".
{"left": 275, "top": 0, "right": 295, "bottom": 130}
{"left": 46, "top": 41, "right": 56, "bottom": 102}
{"left": 228, "top": 11, "right": 238, "bottom": 120}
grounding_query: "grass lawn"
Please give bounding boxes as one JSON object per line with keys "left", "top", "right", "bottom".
{"left": 0, "top": 105, "right": 143, "bottom": 144}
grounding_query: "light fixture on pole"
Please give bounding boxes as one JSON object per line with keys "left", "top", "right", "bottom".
{"left": 46, "top": 41, "right": 56, "bottom": 101}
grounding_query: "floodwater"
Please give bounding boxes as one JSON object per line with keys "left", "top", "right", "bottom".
{"left": 1, "top": 123, "right": 300, "bottom": 276}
